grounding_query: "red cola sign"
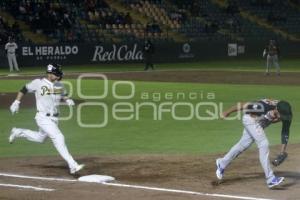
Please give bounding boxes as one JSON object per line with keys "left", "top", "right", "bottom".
{"left": 92, "top": 43, "right": 143, "bottom": 62}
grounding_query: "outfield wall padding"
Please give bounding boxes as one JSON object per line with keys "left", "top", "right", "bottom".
{"left": 0, "top": 41, "right": 299, "bottom": 67}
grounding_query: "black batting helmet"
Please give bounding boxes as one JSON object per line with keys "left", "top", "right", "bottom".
{"left": 46, "top": 63, "right": 63, "bottom": 80}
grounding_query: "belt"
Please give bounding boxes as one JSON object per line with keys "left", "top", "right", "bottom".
{"left": 38, "top": 111, "right": 59, "bottom": 117}
{"left": 46, "top": 113, "right": 59, "bottom": 117}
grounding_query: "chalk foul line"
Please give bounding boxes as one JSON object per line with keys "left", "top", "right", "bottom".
{"left": 0, "top": 183, "right": 54, "bottom": 191}
{"left": 102, "top": 182, "right": 276, "bottom": 200}
{"left": 0, "top": 172, "right": 276, "bottom": 200}
{"left": 0, "top": 172, "right": 77, "bottom": 182}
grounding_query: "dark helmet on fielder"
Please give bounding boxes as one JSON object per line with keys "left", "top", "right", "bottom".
{"left": 47, "top": 63, "right": 63, "bottom": 80}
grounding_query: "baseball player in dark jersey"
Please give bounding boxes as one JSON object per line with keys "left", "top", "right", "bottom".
{"left": 216, "top": 99, "right": 292, "bottom": 189}
{"left": 143, "top": 39, "right": 155, "bottom": 71}
{"left": 263, "top": 40, "right": 280, "bottom": 76}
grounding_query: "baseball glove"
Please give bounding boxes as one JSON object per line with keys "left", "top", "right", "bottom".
{"left": 272, "top": 152, "right": 288, "bottom": 167}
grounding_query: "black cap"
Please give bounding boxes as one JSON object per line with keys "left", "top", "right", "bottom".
{"left": 47, "top": 63, "right": 63, "bottom": 79}
{"left": 277, "top": 101, "right": 292, "bottom": 121}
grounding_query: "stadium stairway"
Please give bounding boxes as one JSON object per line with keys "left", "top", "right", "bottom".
{"left": 0, "top": 11, "right": 54, "bottom": 44}
{"left": 211, "top": 0, "right": 300, "bottom": 42}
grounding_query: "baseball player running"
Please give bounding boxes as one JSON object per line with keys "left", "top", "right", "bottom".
{"left": 9, "top": 64, "right": 84, "bottom": 174}
{"left": 263, "top": 39, "right": 280, "bottom": 76}
{"left": 5, "top": 36, "right": 20, "bottom": 73}
{"left": 216, "top": 99, "right": 292, "bottom": 188}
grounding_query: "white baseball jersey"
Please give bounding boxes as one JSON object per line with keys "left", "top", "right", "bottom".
{"left": 13, "top": 78, "right": 81, "bottom": 172}
{"left": 5, "top": 42, "right": 18, "bottom": 54}
{"left": 26, "top": 78, "right": 66, "bottom": 115}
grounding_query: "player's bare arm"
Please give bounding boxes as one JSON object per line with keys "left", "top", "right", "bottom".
{"left": 270, "top": 110, "right": 281, "bottom": 123}
{"left": 221, "top": 102, "right": 248, "bottom": 119}
{"left": 280, "top": 144, "right": 287, "bottom": 153}
{"left": 15, "top": 91, "right": 24, "bottom": 102}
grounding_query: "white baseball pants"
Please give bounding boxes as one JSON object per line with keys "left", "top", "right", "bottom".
{"left": 7, "top": 53, "right": 19, "bottom": 72}
{"left": 266, "top": 55, "right": 280, "bottom": 74}
{"left": 13, "top": 113, "right": 79, "bottom": 171}
{"left": 217, "top": 114, "right": 275, "bottom": 183}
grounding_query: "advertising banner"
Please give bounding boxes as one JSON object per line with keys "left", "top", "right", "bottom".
{"left": 1, "top": 40, "right": 297, "bottom": 68}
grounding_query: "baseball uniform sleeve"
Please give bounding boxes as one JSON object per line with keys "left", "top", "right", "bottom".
{"left": 281, "top": 120, "right": 291, "bottom": 144}
{"left": 62, "top": 86, "right": 68, "bottom": 97}
{"left": 54, "top": 81, "right": 68, "bottom": 97}
{"left": 26, "top": 79, "right": 40, "bottom": 92}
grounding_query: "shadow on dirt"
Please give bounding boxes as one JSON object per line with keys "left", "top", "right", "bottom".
{"left": 211, "top": 171, "right": 300, "bottom": 189}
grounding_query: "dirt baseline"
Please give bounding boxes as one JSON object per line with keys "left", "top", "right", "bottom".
{"left": 0, "top": 144, "right": 300, "bottom": 200}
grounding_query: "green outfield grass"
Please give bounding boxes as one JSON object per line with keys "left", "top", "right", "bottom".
{"left": 0, "top": 78, "right": 299, "bottom": 158}
{"left": 0, "top": 58, "right": 300, "bottom": 75}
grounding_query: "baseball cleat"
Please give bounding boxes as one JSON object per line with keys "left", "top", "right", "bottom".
{"left": 267, "top": 176, "right": 285, "bottom": 189}
{"left": 9, "top": 128, "right": 21, "bottom": 144}
{"left": 216, "top": 158, "right": 224, "bottom": 180}
{"left": 70, "top": 164, "right": 85, "bottom": 174}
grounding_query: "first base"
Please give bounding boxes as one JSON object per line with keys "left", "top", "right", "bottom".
{"left": 78, "top": 175, "right": 115, "bottom": 183}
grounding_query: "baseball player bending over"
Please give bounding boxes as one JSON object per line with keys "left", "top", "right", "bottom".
{"left": 216, "top": 99, "right": 292, "bottom": 189}
{"left": 9, "top": 64, "right": 84, "bottom": 174}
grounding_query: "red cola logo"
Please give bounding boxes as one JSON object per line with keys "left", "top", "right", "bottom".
{"left": 92, "top": 44, "right": 143, "bottom": 62}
